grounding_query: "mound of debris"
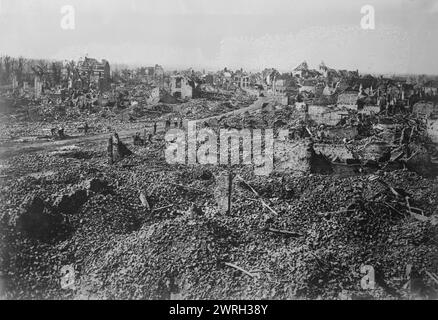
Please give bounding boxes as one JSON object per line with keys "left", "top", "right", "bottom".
{"left": 14, "top": 194, "right": 65, "bottom": 242}
{"left": 77, "top": 215, "right": 238, "bottom": 299}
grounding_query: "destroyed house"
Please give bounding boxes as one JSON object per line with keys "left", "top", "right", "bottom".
{"left": 240, "top": 75, "right": 250, "bottom": 88}
{"left": 338, "top": 69, "right": 359, "bottom": 79}
{"left": 299, "top": 79, "right": 318, "bottom": 94}
{"left": 319, "top": 63, "right": 339, "bottom": 81}
{"left": 146, "top": 87, "right": 160, "bottom": 104}
{"left": 323, "top": 84, "right": 336, "bottom": 96}
{"left": 337, "top": 89, "right": 359, "bottom": 110}
{"left": 386, "top": 84, "right": 402, "bottom": 99}
{"left": 78, "top": 58, "right": 110, "bottom": 81}
{"left": 233, "top": 71, "right": 250, "bottom": 88}
{"left": 143, "top": 64, "right": 164, "bottom": 78}
{"left": 424, "top": 80, "right": 438, "bottom": 96}
{"left": 307, "top": 105, "right": 347, "bottom": 126}
{"left": 273, "top": 79, "right": 287, "bottom": 95}
{"left": 357, "top": 92, "right": 379, "bottom": 113}
{"left": 273, "top": 74, "right": 298, "bottom": 95}
{"left": 401, "top": 83, "right": 415, "bottom": 99}
{"left": 217, "top": 70, "right": 233, "bottom": 86}
{"left": 262, "top": 68, "right": 280, "bottom": 86}
{"left": 306, "top": 69, "right": 322, "bottom": 79}
{"left": 334, "top": 78, "right": 350, "bottom": 93}
{"left": 354, "top": 74, "right": 378, "bottom": 90}
{"left": 293, "top": 61, "right": 321, "bottom": 79}
{"left": 203, "top": 74, "right": 214, "bottom": 85}
{"left": 154, "top": 65, "right": 164, "bottom": 77}
{"left": 170, "top": 75, "right": 193, "bottom": 99}
{"left": 292, "top": 61, "right": 308, "bottom": 78}
{"left": 250, "top": 73, "right": 264, "bottom": 86}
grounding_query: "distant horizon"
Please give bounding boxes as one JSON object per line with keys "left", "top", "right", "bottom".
{"left": 1, "top": 0, "right": 438, "bottom": 75}
{"left": 2, "top": 53, "right": 438, "bottom": 78}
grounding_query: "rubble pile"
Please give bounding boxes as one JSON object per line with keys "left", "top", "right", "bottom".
{"left": 1, "top": 144, "right": 437, "bottom": 299}
{"left": 218, "top": 105, "right": 305, "bottom": 130}
{"left": 1, "top": 58, "right": 438, "bottom": 301}
{"left": 74, "top": 170, "right": 437, "bottom": 300}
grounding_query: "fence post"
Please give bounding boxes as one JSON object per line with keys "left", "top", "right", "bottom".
{"left": 107, "top": 136, "right": 113, "bottom": 165}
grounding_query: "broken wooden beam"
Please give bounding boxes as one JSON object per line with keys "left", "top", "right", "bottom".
{"left": 236, "top": 175, "right": 278, "bottom": 217}
{"left": 382, "top": 202, "right": 405, "bottom": 216}
{"left": 224, "top": 262, "right": 255, "bottom": 278}
{"left": 152, "top": 204, "right": 174, "bottom": 212}
{"left": 316, "top": 209, "right": 354, "bottom": 215}
{"left": 265, "top": 227, "right": 303, "bottom": 237}
{"left": 405, "top": 150, "right": 419, "bottom": 162}
{"left": 425, "top": 271, "right": 438, "bottom": 286}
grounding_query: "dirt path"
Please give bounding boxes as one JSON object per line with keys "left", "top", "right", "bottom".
{"left": 0, "top": 122, "right": 164, "bottom": 159}
{"left": 0, "top": 96, "right": 270, "bottom": 159}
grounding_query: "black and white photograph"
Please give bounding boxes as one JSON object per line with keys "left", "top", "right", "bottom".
{"left": 0, "top": 0, "right": 437, "bottom": 305}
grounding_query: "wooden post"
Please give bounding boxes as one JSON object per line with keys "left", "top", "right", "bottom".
{"left": 107, "top": 136, "right": 113, "bottom": 165}
{"left": 399, "top": 127, "right": 406, "bottom": 146}
{"left": 227, "top": 169, "right": 233, "bottom": 215}
{"left": 214, "top": 171, "right": 232, "bottom": 215}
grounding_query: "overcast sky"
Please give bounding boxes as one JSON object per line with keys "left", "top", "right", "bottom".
{"left": 0, "top": 0, "right": 437, "bottom": 74}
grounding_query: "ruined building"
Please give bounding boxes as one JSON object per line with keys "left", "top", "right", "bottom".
{"left": 170, "top": 75, "right": 193, "bottom": 99}
{"left": 77, "top": 57, "right": 111, "bottom": 91}
{"left": 337, "top": 89, "right": 359, "bottom": 110}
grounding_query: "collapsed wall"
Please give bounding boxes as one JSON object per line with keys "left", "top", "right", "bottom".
{"left": 314, "top": 143, "right": 354, "bottom": 161}
{"left": 307, "top": 105, "right": 347, "bottom": 126}
{"left": 361, "top": 141, "right": 391, "bottom": 162}
{"left": 274, "top": 138, "right": 333, "bottom": 175}
{"left": 274, "top": 138, "right": 313, "bottom": 175}
{"left": 427, "top": 116, "right": 438, "bottom": 144}
{"left": 322, "top": 126, "right": 358, "bottom": 140}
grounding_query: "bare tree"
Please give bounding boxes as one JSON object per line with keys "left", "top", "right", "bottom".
{"left": 2, "top": 55, "right": 12, "bottom": 83}
{"left": 51, "top": 61, "right": 62, "bottom": 85}
{"left": 15, "top": 57, "right": 25, "bottom": 83}
{"left": 0, "top": 57, "right": 4, "bottom": 85}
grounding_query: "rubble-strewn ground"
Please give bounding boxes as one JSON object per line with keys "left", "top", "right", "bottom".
{"left": 1, "top": 86, "right": 437, "bottom": 300}
{"left": 0, "top": 121, "right": 437, "bottom": 299}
